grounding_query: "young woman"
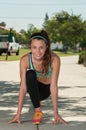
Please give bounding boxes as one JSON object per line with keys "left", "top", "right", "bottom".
{"left": 8, "top": 30, "right": 67, "bottom": 125}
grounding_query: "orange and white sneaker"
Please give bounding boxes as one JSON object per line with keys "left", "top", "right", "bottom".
{"left": 32, "top": 111, "right": 43, "bottom": 124}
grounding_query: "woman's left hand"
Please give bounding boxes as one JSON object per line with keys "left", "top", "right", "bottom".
{"left": 53, "top": 113, "right": 68, "bottom": 125}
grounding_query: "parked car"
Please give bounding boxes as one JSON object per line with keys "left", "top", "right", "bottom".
{"left": 0, "top": 35, "right": 20, "bottom": 55}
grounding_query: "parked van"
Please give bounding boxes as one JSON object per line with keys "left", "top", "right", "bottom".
{"left": 0, "top": 35, "right": 19, "bottom": 55}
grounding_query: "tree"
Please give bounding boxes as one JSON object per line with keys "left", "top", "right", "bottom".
{"left": 45, "top": 19, "right": 59, "bottom": 42}
{"left": 45, "top": 11, "right": 85, "bottom": 49}
{"left": 20, "top": 29, "right": 26, "bottom": 35}
{"left": 54, "top": 10, "right": 70, "bottom": 24}
{"left": 80, "top": 21, "right": 86, "bottom": 49}
{"left": 0, "top": 21, "right": 6, "bottom": 27}
{"left": 43, "top": 13, "right": 49, "bottom": 29}
{"left": 8, "top": 28, "right": 14, "bottom": 42}
{"left": 24, "top": 24, "right": 39, "bottom": 44}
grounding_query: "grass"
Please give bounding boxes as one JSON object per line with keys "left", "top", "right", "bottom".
{"left": 54, "top": 50, "right": 79, "bottom": 56}
{"left": 0, "top": 48, "right": 79, "bottom": 61}
{"left": 0, "top": 48, "right": 30, "bottom": 61}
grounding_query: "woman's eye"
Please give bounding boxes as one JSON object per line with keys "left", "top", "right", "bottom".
{"left": 40, "top": 46, "right": 44, "bottom": 49}
{"left": 33, "top": 46, "right": 36, "bottom": 49}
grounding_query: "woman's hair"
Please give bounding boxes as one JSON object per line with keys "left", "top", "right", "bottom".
{"left": 30, "top": 30, "right": 51, "bottom": 74}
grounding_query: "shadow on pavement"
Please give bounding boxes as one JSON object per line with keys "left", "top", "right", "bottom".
{"left": 0, "top": 81, "right": 32, "bottom": 122}
{"left": 0, "top": 81, "right": 86, "bottom": 125}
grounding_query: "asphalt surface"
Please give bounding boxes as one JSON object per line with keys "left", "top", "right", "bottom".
{"left": 0, "top": 55, "right": 86, "bottom": 130}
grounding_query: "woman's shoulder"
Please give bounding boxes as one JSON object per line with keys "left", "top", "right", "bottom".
{"left": 51, "top": 52, "right": 60, "bottom": 62}
{"left": 50, "top": 52, "right": 60, "bottom": 69}
{"left": 21, "top": 53, "right": 29, "bottom": 61}
{"left": 20, "top": 52, "right": 31, "bottom": 68}
{"left": 21, "top": 52, "right": 32, "bottom": 61}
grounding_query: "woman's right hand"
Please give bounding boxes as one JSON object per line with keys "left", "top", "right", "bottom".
{"left": 8, "top": 114, "right": 21, "bottom": 124}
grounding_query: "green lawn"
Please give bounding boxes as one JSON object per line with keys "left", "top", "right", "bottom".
{"left": 54, "top": 51, "right": 79, "bottom": 57}
{"left": 0, "top": 48, "right": 30, "bottom": 61}
{"left": 0, "top": 48, "right": 78, "bottom": 61}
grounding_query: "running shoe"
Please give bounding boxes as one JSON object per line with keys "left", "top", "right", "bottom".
{"left": 32, "top": 110, "right": 43, "bottom": 124}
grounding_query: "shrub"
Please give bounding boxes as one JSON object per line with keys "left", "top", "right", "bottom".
{"left": 78, "top": 50, "right": 86, "bottom": 64}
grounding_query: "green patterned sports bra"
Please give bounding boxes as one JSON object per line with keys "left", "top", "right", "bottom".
{"left": 29, "top": 53, "right": 52, "bottom": 78}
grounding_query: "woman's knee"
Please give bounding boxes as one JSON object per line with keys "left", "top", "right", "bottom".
{"left": 26, "top": 70, "right": 37, "bottom": 92}
{"left": 26, "top": 70, "right": 36, "bottom": 81}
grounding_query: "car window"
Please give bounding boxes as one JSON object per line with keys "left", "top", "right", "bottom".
{"left": 0, "top": 36, "right": 8, "bottom": 42}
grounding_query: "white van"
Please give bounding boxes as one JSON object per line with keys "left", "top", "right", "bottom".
{"left": 0, "top": 35, "right": 19, "bottom": 55}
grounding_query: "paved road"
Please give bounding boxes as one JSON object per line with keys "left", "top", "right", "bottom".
{"left": 0, "top": 55, "right": 86, "bottom": 130}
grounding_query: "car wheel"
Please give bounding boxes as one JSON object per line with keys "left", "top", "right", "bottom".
{"left": 16, "top": 50, "right": 19, "bottom": 55}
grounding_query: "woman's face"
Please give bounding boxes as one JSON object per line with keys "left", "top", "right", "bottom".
{"left": 30, "top": 39, "right": 47, "bottom": 60}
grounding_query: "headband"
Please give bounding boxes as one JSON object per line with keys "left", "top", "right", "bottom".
{"left": 30, "top": 35, "right": 47, "bottom": 44}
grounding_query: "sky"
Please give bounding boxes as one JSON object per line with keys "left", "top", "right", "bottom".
{"left": 0, "top": 0, "right": 86, "bottom": 32}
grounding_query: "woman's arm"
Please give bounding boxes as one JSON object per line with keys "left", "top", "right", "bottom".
{"left": 50, "top": 54, "right": 60, "bottom": 114}
{"left": 16, "top": 57, "right": 27, "bottom": 115}
{"left": 8, "top": 56, "right": 28, "bottom": 124}
{"left": 50, "top": 54, "right": 67, "bottom": 124}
